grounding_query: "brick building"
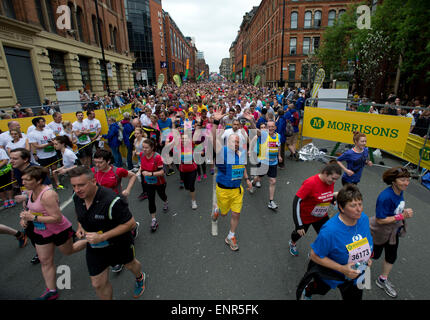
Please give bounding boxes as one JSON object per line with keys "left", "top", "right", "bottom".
{"left": 219, "top": 58, "right": 231, "bottom": 78}
{"left": 231, "top": 0, "right": 358, "bottom": 88}
{"left": 0, "top": 0, "right": 134, "bottom": 108}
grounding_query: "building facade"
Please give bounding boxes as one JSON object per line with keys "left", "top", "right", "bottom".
{"left": 0, "top": 0, "right": 134, "bottom": 109}
{"left": 231, "top": 0, "right": 357, "bottom": 88}
{"left": 219, "top": 58, "right": 231, "bottom": 78}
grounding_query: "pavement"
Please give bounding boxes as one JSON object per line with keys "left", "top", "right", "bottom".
{"left": 0, "top": 139, "right": 429, "bottom": 300}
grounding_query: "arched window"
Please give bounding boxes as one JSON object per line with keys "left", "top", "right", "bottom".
{"left": 92, "top": 15, "right": 99, "bottom": 45}
{"left": 67, "top": 2, "right": 77, "bottom": 39}
{"left": 328, "top": 10, "right": 336, "bottom": 26}
{"left": 304, "top": 11, "right": 312, "bottom": 28}
{"left": 338, "top": 9, "right": 346, "bottom": 18}
{"left": 113, "top": 28, "right": 118, "bottom": 52}
{"left": 2, "top": 0, "right": 16, "bottom": 19}
{"left": 76, "top": 6, "right": 84, "bottom": 42}
{"left": 291, "top": 12, "right": 298, "bottom": 29}
{"left": 314, "top": 10, "right": 322, "bottom": 28}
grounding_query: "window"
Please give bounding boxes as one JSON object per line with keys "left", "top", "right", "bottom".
{"left": 2, "top": 0, "right": 15, "bottom": 18}
{"left": 170, "top": 31, "right": 174, "bottom": 57}
{"left": 288, "top": 64, "right": 296, "bottom": 81}
{"left": 303, "top": 37, "right": 310, "bottom": 55}
{"left": 76, "top": 6, "right": 84, "bottom": 42}
{"left": 46, "top": 0, "right": 57, "bottom": 33}
{"left": 34, "top": 0, "right": 47, "bottom": 29}
{"left": 328, "top": 10, "right": 336, "bottom": 26}
{"left": 49, "top": 50, "right": 69, "bottom": 91}
{"left": 79, "top": 56, "right": 92, "bottom": 91}
{"left": 92, "top": 15, "right": 99, "bottom": 45}
{"left": 304, "top": 11, "right": 312, "bottom": 28}
{"left": 314, "top": 10, "right": 322, "bottom": 28}
{"left": 116, "top": 63, "right": 122, "bottom": 90}
{"left": 68, "top": 2, "right": 77, "bottom": 39}
{"left": 106, "top": 0, "right": 112, "bottom": 9}
{"left": 113, "top": 28, "right": 118, "bottom": 52}
{"left": 338, "top": 9, "right": 346, "bottom": 19}
{"left": 100, "top": 61, "right": 107, "bottom": 91}
{"left": 291, "top": 12, "right": 298, "bottom": 29}
{"left": 289, "top": 38, "right": 297, "bottom": 55}
{"left": 312, "top": 37, "right": 320, "bottom": 53}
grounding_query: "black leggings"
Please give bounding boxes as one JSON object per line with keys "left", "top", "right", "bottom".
{"left": 145, "top": 184, "right": 168, "bottom": 214}
{"left": 372, "top": 235, "right": 399, "bottom": 265}
{"left": 291, "top": 216, "right": 329, "bottom": 243}
{"left": 180, "top": 170, "right": 197, "bottom": 192}
{"left": 197, "top": 163, "right": 206, "bottom": 176}
{"left": 304, "top": 276, "right": 363, "bottom": 300}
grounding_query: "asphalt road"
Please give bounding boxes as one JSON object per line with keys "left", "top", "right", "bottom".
{"left": 1, "top": 139, "right": 429, "bottom": 300}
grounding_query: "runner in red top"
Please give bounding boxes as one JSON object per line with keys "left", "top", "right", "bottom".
{"left": 138, "top": 138, "right": 168, "bottom": 232}
{"left": 289, "top": 160, "right": 342, "bottom": 257}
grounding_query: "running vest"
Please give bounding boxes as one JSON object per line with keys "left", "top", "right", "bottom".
{"left": 259, "top": 133, "right": 280, "bottom": 165}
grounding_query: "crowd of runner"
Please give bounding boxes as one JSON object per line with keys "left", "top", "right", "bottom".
{"left": 0, "top": 82, "right": 415, "bottom": 301}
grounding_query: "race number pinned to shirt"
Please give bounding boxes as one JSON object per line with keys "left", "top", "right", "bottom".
{"left": 311, "top": 202, "right": 330, "bottom": 217}
{"left": 231, "top": 165, "right": 245, "bottom": 180}
{"left": 144, "top": 175, "right": 158, "bottom": 185}
{"left": 346, "top": 237, "right": 371, "bottom": 264}
{"left": 90, "top": 231, "right": 110, "bottom": 249}
{"left": 32, "top": 212, "right": 46, "bottom": 231}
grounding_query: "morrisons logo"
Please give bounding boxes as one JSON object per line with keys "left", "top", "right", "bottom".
{"left": 309, "top": 117, "right": 399, "bottom": 138}
{"left": 420, "top": 147, "right": 430, "bottom": 161}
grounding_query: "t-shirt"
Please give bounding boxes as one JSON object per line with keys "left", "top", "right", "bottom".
{"left": 0, "top": 147, "right": 9, "bottom": 162}
{"left": 259, "top": 132, "right": 280, "bottom": 166}
{"left": 14, "top": 163, "right": 51, "bottom": 189}
{"left": 47, "top": 121, "right": 65, "bottom": 136}
{"left": 0, "top": 131, "right": 27, "bottom": 149}
{"left": 311, "top": 213, "right": 373, "bottom": 289}
{"left": 296, "top": 174, "right": 335, "bottom": 224}
{"left": 337, "top": 148, "right": 369, "bottom": 184}
{"left": 216, "top": 146, "right": 247, "bottom": 188}
{"left": 158, "top": 118, "right": 172, "bottom": 141}
{"left": 73, "top": 186, "right": 133, "bottom": 247}
{"left": 179, "top": 144, "right": 197, "bottom": 173}
{"left": 92, "top": 166, "right": 129, "bottom": 195}
{"left": 62, "top": 148, "right": 78, "bottom": 168}
{"left": 139, "top": 152, "right": 166, "bottom": 185}
{"left": 28, "top": 128, "right": 56, "bottom": 159}
{"left": 72, "top": 121, "right": 91, "bottom": 145}
{"left": 221, "top": 116, "right": 235, "bottom": 130}
{"left": 376, "top": 187, "right": 405, "bottom": 219}
{"left": 6, "top": 137, "right": 27, "bottom": 151}
{"left": 84, "top": 118, "right": 102, "bottom": 139}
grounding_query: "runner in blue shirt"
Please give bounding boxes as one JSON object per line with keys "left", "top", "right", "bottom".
{"left": 298, "top": 184, "right": 373, "bottom": 300}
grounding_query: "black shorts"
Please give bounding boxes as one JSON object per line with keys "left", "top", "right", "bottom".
{"left": 86, "top": 241, "right": 136, "bottom": 277}
{"left": 180, "top": 170, "right": 197, "bottom": 192}
{"left": 31, "top": 226, "right": 74, "bottom": 246}
{"left": 38, "top": 155, "right": 58, "bottom": 168}
{"left": 77, "top": 143, "right": 93, "bottom": 159}
{"left": 258, "top": 163, "right": 278, "bottom": 178}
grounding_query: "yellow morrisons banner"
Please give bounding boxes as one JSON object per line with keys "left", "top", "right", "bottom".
{"left": 302, "top": 107, "right": 411, "bottom": 153}
{"left": 105, "top": 103, "right": 133, "bottom": 121}
{"left": 386, "top": 134, "right": 430, "bottom": 170}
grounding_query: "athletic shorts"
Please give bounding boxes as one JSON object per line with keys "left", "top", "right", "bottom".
{"left": 257, "top": 163, "right": 278, "bottom": 178}
{"left": 180, "top": 170, "right": 197, "bottom": 192}
{"left": 77, "top": 143, "right": 93, "bottom": 159}
{"left": 38, "top": 155, "right": 58, "bottom": 168}
{"left": 86, "top": 241, "right": 136, "bottom": 277}
{"left": 286, "top": 132, "right": 298, "bottom": 146}
{"left": 216, "top": 184, "right": 244, "bottom": 215}
{"left": 32, "top": 226, "right": 74, "bottom": 246}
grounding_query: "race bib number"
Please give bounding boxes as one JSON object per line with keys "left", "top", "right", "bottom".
{"left": 144, "top": 175, "right": 158, "bottom": 184}
{"left": 32, "top": 212, "right": 46, "bottom": 231}
{"left": 90, "top": 231, "right": 110, "bottom": 249}
{"left": 346, "top": 237, "right": 371, "bottom": 264}
{"left": 311, "top": 202, "right": 330, "bottom": 217}
{"left": 231, "top": 165, "right": 245, "bottom": 180}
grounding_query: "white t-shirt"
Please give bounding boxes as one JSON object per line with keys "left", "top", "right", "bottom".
{"left": 140, "top": 114, "right": 152, "bottom": 126}
{"left": 6, "top": 137, "right": 27, "bottom": 152}
{"left": 0, "top": 131, "right": 27, "bottom": 149}
{"left": 0, "top": 147, "right": 9, "bottom": 161}
{"left": 83, "top": 118, "right": 101, "bottom": 139}
{"left": 62, "top": 148, "right": 78, "bottom": 168}
{"left": 221, "top": 128, "right": 247, "bottom": 146}
{"left": 28, "top": 128, "right": 56, "bottom": 159}
{"left": 72, "top": 121, "right": 91, "bottom": 145}
{"left": 27, "top": 125, "right": 36, "bottom": 136}
{"left": 47, "top": 121, "right": 65, "bottom": 136}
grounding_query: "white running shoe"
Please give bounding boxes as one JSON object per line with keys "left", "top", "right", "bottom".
{"left": 191, "top": 200, "right": 198, "bottom": 210}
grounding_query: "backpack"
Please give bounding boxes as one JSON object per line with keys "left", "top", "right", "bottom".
{"left": 94, "top": 166, "right": 123, "bottom": 194}
{"left": 117, "top": 123, "right": 123, "bottom": 142}
{"left": 292, "top": 110, "right": 300, "bottom": 127}
{"left": 285, "top": 119, "right": 294, "bottom": 137}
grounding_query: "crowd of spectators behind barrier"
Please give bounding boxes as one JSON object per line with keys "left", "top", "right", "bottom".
{"left": 1, "top": 83, "right": 429, "bottom": 139}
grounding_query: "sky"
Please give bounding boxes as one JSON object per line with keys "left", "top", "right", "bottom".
{"left": 162, "top": 0, "right": 262, "bottom": 73}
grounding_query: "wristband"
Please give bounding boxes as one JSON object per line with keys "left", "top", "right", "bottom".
{"left": 394, "top": 213, "right": 404, "bottom": 221}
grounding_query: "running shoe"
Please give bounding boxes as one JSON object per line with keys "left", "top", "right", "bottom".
{"left": 17, "top": 231, "right": 28, "bottom": 248}
{"left": 8, "top": 200, "right": 16, "bottom": 208}
{"left": 138, "top": 193, "right": 148, "bottom": 201}
{"left": 191, "top": 200, "right": 198, "bottom": 210}
{"left": 210, "top": 168, "right": 215, "bottom": 175}
{"left": 151, "top": 219, "right": 159, "bottom": 232}
{"left": 179, "top": 181, "right": 184, "bottom": 189}
{"left": 132, "top": 222, "right": 140, "bottom": 240}
{"left": 112, "top": 264, "right": 124, "bottom": 273}
{"left": 56, "top": 184, "right": 65, "bottom": 190}
{"left": 268, "top": 200, "right": 278, "bottom": 210}
{"left": 31, "top": 254, "right": 40, "bottom": 265}
{"left": 376, "top": 277, "right": 398, "bottom": 298}
{"left": 133, "top": 272, "right": 146, "bottom": 298}
{"left": 36, "top": 288, "right": 58, "bottom": 300}
{"left": 197, "top": 175, "right": 201, "bottom": 182}
{"left": 166, "top": 168, "right": 175, "bottom": 176}
{"left": 203, "top": 174, "right": 208, "bottom": 179}
{"left": 3, "top": 200, "right": 9, "bottom": 208}
{"left": 294, "top": 153, "right": 300, "bottom": 161}
{"left": 211, "top": 207, "right": 219, "bottom": 221}
{"left": 249, "top": 186, "right": 255, "bottom": 194}
{"left": 255, "top": 181, "right": 261, "bottom": 188}
{"left": 289, "top": 240, "right": 299, "bottom": 256}
{"left": 163, "top": 201, "right": 169, "bottom": 212}
{"left": 225, "top": 236, "right": 239, "bottom": 251}
{"left": 300, "top": 289, "right": 312, "bottom": 300}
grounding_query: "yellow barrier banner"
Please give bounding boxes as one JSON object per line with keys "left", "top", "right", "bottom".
{"left": 386, "top": 134, "right": 430, "bottom": 170}
{"left": 302, "top": 107, "right": 411, "bottom": 153}
{"left": 105, "top": 103, "right": 133, "bottom": 121}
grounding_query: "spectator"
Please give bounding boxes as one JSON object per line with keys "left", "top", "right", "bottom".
{"left": 103, "top": 117, "right": 123, "bottom": 168}
{"left": 121, "top": 112, "right": 135, "bottom": 170}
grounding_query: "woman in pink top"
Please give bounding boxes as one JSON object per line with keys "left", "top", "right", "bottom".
{"left": 19, "top": 166, "right": 86, "bottom": 300}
